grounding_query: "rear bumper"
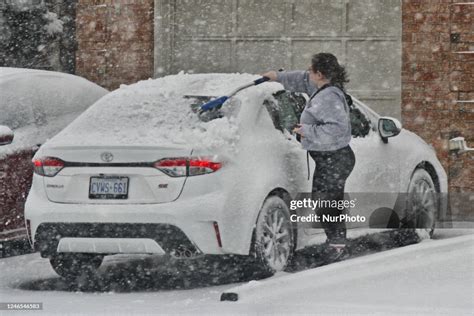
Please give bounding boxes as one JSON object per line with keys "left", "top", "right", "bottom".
{"left": 57, "top": 237, "right": 166, "bottom": 255}
{"left": 25, "top": 178, "right": 228, "bottom": 256}
{"left": 35, "top": 223, "right": 198, "bottom": 258}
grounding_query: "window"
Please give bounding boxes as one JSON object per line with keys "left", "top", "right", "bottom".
{"left": 265, "top": 90, "right": 306, "bottom": 133}
{"left": 348, "top": 97, "right": 372, "bottom": 138}
{"left": 265, "top": 90, "right": 372, "bottom": 138}
{"left": 188, "top": 96, "right": 241, "bottom": 122}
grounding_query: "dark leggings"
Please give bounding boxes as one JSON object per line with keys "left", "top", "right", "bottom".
{"left": 309, "top": 145, "right": 355, "bottom": 244}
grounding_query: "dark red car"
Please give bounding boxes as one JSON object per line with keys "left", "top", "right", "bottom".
{"left": 0, "top": 68, "right": 108, "bottom": 254}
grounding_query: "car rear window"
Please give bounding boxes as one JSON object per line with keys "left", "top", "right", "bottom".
{"left": 186, "top": 95, "right": 240, "bottom": 122}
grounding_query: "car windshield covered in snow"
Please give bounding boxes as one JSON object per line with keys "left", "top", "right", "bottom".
{"left": 49, "top": 74, "right": 262, "bottom": 149}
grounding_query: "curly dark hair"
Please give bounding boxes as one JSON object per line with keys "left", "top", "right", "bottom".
{"left": 311, "top": 53, "right": 349, "bottom": 90}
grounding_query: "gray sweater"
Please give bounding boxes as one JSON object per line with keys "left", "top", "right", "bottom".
{"left": 277, "top": 71, "right": 351, "bottom": 151}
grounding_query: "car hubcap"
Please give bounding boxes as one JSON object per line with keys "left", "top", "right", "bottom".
{"left": 258, "top": 206, "right": 292, "bottom": 271}
{"left": 411, "top": 178, "right": 437, "bottom": 232}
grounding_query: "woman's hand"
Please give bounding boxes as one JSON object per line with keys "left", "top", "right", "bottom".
{"left": 261, "top": 71, "right": 278, "bottom": 81}
{"left": 293, "top": 124, "right": 304, "bottom": 137}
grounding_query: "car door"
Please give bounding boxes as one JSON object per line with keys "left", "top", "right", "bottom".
{"left": 345, "top": 99, "right": 401, "bottom": 228}
{"left": 264, "top": 90, "right": 311, "bottom": 189}
{"left": 263, "top": 91, "right": 319, "bottom": 238}
{"left": 263, "top": 93, "right": 402, "bottom": 240}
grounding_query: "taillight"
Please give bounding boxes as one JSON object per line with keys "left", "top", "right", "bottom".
{"left": 154, "top": 157, "right": 222, "bottom": 177}
{"left": 32, "top": 157, "right": 65, "bottom": 177}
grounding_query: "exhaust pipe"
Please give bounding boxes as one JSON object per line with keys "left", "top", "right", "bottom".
{"left": 171, "top": 249, "right": 182, "bottom": 258}
{"left": 171, "top": 246, "right": 200, "bottom": 259}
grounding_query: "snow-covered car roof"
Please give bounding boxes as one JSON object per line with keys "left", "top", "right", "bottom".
{"left": 0, "top": 67, "right": 108, "bottom": 158}
{"left": 47, "top": 73, "right": 284, "bottom": 150}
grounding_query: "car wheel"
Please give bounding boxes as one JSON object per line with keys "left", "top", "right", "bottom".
{"left": 50, "top": 253, "right": 103, "bottom": 280}
{"left": 250, "top": 196, "right": 295, "bottom": 276}
{"left": 403, "top": 168, "right": 438, "bottom": 238}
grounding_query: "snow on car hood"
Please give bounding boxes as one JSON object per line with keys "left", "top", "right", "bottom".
{"left": 46, "top": 73, "right": 283, "bottom": 151}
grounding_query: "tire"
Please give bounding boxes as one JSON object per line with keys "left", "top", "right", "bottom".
{"left": 249, "top": 196, "right": 295, "bottom": 276}
{"left": 402, "top": 168, "right": 438, "bottom": 239}
{"left": 50, "top": 253, "right": 103, "bottom": 280}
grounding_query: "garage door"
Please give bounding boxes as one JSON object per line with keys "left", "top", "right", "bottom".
{"left": 155, "top": 0, "right": 401, "bottom": 118}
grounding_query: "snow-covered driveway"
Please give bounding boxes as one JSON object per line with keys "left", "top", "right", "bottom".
{"left": 222, "top": 232, "right": 474, "bottom": 315}
{"left": 1, "top": 230, "right": 473, "bottom": 315}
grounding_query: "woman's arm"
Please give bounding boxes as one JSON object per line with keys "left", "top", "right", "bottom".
{"left": 262, "top": 70, "right": 317, "bottom": 95}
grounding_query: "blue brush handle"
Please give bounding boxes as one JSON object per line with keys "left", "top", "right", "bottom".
{"left": 253, "top": 76, "right": 270, "bottom": 85}
{"left": 200, "top": 77, "right": 269, "bottom": 112}
{"left": 200, "top": 96, "right": 229, "bottom": 111}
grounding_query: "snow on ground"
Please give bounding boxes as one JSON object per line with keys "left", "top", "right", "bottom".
{"left": 222, "top": 233, "right": 474, "bottom": 315}
{"left": 0, "top": 229, "right": 472, "bottom": 315}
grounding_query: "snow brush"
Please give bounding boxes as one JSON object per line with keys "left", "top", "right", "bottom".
{"left": 199, "top": 76, "right": 270, "bottom": 112}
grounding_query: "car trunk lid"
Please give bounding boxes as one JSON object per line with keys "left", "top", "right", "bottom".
{"left": 39, "top": 145, "right": 192, "bottom": 204}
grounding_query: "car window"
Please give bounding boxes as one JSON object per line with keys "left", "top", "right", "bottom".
{"left": 348, "top": 98, "right": 372, "bottom": 138}
{"left": 187, "top": 96, "right": 240, "bottom": 122}
{"left": 265, "top": 90, "right": 305, "bottom": 133}
{"left": 287, "top": 91, "right": 306, "bottom": 119}
{"left": 265, "top": 90, "right": 372, "bottom": 138}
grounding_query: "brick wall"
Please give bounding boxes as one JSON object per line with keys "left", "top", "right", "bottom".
{"left": 75, "top": 0, "right": 154, "bottom": 90}
{"left": 402, "top": 0, "right": 473, "bottom": 219}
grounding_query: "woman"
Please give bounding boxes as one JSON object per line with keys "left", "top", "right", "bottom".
{"left": 263, "top": 53, "right": 355, "bottom": 262}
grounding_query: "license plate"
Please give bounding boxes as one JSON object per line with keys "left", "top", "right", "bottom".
{"left": 89, "top": 176, "right": 129, "bottom": 199}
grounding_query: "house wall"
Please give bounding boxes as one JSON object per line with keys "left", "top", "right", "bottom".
{"left": 75, "top": 0, "right": 154, "bottom": 90}
{"left": 401, "top": 0, "right": 473, "bottom": 219}
{"left": 154, "top": 0, "right": 402, "bottom": 119}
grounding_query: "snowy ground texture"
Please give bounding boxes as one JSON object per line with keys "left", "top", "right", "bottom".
{"left": 0, "top": 228, "right": 472, "bottom": 315}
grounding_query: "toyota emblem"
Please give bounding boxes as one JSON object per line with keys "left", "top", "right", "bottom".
{"left": 100, "top": 152, "right": 114, "bottom": 163}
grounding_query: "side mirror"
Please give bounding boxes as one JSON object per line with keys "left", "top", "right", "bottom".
{"left": 0, "top": 125, "right": 14, "bottom": 146}
{"left": 378, "top": 117, "right": 401, "bottom": 143}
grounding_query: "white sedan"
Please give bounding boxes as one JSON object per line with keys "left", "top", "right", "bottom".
{"left": 24, "top": 73, "right": 447, "bottom": 279}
